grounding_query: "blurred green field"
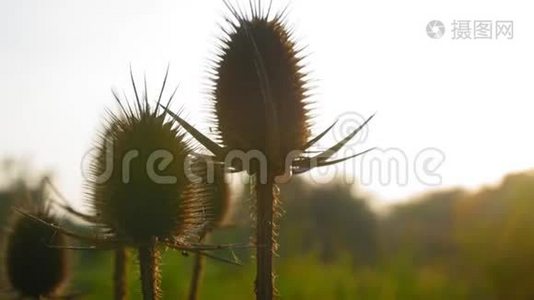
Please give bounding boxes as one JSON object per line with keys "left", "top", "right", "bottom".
{"left": 3, "top": 165, "right": 534, "bottom": 299}
{"left": 72, "top": 250, "right": 472, "bottom": 300}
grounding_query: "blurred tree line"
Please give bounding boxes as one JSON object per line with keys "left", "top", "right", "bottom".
{"left": 0, "top": 159, "right": 50, "bottom": 226}
{"left": 2, "top": 158, "right": 534, "bottom": 299}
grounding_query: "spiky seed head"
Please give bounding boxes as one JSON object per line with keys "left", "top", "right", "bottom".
{"left": 190, "top": 157, "right": 230, "bottom": 232}
{"left": 90, "top": 96, "right": 209, "bottom": 244}
{"left": 5, "top": 207, "right": 68, "bottom": 298}
{"left": 212, "top": 9, "right": 311, "bottom": 175}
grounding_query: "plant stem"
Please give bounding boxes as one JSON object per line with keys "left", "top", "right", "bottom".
{"left": 188, "top": 251, "right": 205, "bottom": 300}
{"left": 114, "top": 247, "right": 128, "bottom": 300}
{"left": 255, "top": 175, "right": 274, "bottom": 300}
{"left": 138, "top": 238, "right": 160, "bottom": 300}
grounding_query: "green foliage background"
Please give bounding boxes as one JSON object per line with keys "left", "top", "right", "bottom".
{"left": 3, "top": 161, "right": 534, "bottom": 299}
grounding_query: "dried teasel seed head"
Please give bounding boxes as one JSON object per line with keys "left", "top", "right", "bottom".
{"left": 189, "top": 157, "right": 230, "bottom": 232}
{"left": 5, "top": 206, "right": 68, "bottom": 298}
{"left": 211, "top": 7, "right": 311, "bottom": 174}
{"left": 89, "top": 86, "right": 211, "bottom": 245}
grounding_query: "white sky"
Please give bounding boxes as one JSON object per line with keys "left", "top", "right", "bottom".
{"left": 1, "top": 0, "right": 533, "bottom": 206}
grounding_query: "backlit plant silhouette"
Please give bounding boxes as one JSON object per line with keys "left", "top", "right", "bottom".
{"left": 27, "top": 69, "right": 240, "bottom": 300}
{"left": 164, "top": 3, "right": 374, "bottom": 299}
{"left": 45, "top": 180, "right": 131, "bottom": 300}
{"left": 5, "top": 195, "right": 70, "bottom": 299}
{"left": 187, "top": 157, "right": 230, "bottom": 300}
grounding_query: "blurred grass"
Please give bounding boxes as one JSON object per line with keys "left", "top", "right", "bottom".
{"left": 4, "top": 162, "right": 534, "bottom": 299}
{"left": 71, "top": 250, "right": 478, "bottom": 300}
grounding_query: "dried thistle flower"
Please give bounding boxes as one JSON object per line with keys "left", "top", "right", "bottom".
{"left": 212, "top": 6, "right": 310, "bottom": 175}
{"left": 89, "top": 71, "right": 216, "bottom": 300}
{"left": 163, "top": 3, "right": 374, "bottom": 299}
{"left": 5, "top": 201, "right": 69, "bottom": 299}
{"left": 31, "top": 69, "right": 240, "bottom": 300}
{"left": 92, "top": 90, "right": 194, "bottom": 244}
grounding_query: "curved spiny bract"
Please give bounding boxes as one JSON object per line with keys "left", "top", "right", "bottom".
{"left": 212, "top": 9, "right": 310, "bottom": 175}
{"left": 5, "top": 205, "right": 69, "bottom": 299}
